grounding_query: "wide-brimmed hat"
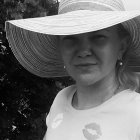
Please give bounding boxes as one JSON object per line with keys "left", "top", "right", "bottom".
{"left": 5, "top": 0, "right": 140, "bottom": 77}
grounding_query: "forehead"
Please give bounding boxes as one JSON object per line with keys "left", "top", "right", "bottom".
{"left": 59, "top": 25, "right": 119, "bottom": 39}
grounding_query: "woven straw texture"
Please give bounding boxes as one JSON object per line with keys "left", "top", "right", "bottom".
{"left": 5, "top": 0, "right": 140, "bottom": 77}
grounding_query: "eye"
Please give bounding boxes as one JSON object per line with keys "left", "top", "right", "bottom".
{"left": 92, "top": 35, "right": 106, "bottom": 41}
{"left": 91, "top": 35, "right": 108, "bottom": 46}
{"left": 61, "top": 36, "right": 77, "bottom": 47}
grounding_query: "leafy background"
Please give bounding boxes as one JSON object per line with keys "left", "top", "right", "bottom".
{"left": 0, "top": 0, "right": 74, "bottom": 139}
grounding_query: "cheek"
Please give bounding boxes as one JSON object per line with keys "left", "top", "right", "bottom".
{"left": 60, "top": 46, "right": 74, "bottom": 66}
{"left": 100, "top": 45, "right": 119, "bottom": 69}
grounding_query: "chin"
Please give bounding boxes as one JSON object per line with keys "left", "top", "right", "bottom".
{"left": 74, "top": 73, "right": 99, "bottom": 86}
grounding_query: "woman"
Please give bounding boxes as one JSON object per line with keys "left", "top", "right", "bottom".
{"left": 5, "top": 0, "right": 140, "bottom": 139}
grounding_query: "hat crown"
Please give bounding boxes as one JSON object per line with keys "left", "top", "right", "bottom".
{"left": 58, "top": 0, "right": 125, "bottom": 14}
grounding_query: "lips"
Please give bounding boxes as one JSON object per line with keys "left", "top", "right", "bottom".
{"left": 76, "top": 64, "right": 96, "bottom": 66}
{"left": 75, "top": 62, "right": 97, "bottom": 66}
{"left": 74, "top": 63, "right": 97, "bottom": 69}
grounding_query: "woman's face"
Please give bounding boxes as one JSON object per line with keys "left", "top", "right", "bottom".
{"left": 59, "top": 25, "right": 127, "bottom": 86}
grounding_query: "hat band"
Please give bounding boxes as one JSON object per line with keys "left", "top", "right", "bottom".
{"left": 58, "top": 0, "right": 125, "bottom": 14}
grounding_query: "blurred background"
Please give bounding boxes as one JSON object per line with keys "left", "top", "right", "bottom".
{"left": 0, "top": 0, "right": 140, "bottom": 140}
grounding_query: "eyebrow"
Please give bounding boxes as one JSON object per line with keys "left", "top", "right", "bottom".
{"left": 60, "top": 29, "right": 110, "bottom": 40}
{"left": 90, "top": 29, "right": 110, "bottom": 35}
{"left": 62, "top": 35, "right": 77, "bottom": 40}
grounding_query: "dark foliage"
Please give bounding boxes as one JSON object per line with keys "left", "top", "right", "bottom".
{"left": 0, "top": 0, "right": 74, "bottom": 139}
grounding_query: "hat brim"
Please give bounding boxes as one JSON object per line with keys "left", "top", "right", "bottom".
{"left": 6, "top": 10, "right": 140, "bottom": 35}
{"left": 5, "top": 10, "right": 140, "bottom": 77}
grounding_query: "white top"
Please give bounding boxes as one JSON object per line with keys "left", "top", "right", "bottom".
{"left": 43, "top": 85, "right": 140, "bottom": 140}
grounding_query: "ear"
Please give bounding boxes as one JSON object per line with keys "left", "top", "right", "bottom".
{"left": 118, "top": 36, "right": 129, "bottom": 59}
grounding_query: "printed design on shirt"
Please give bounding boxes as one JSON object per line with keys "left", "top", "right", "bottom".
{"left": 83, "top": 122, "right": 102, "bottom": 140}
{"left": 51, "top": 113, "right": 63, "bottom": 129}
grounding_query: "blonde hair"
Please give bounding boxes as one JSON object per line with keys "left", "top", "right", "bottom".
{"left": 116, "top": 24, "right": 140, "bottom": 91}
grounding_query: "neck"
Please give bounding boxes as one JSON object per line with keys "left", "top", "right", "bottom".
{"left": 73, "top": 72, "right": 121, "bottom": 110}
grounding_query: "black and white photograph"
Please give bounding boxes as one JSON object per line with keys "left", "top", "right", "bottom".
{"left": 1, "top": 0, "right": 140, "bottom": 140}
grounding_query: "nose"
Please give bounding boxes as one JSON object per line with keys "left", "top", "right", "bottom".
{"left": 78, "top": 50, "right": 92, "bottom": 58}
{"left": 77, "top": 38, "right": 92, "bottom": 58}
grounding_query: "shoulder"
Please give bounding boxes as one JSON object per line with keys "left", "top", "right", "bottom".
{"left": 127, "top": 90, "right": 140, "bottom": 104}
{"left": 54, "top": 84, "right": 76, "bottom": 102}
{"left": 125, "top": 90, "right": 140, "bottom": 138}
{"left": 49, "top": 84, "right": 76, "bottom": 111}
{"left": 125, "top": 90, "right": 140, "bottom": 124}
{"left": 131, "top": 91, "right": 140, "bottom": 113}
{"left": 115, "top": 89, "right": 140, "bottom": 128}
{"left": 123, "top": 89, "right": 140, "bottom": 107}
{"left": 119, "top": 89, "right": 140, "bottom": 101}
{"left": 129, "top": 90, "right": 140, "bottom": 133}
{"left": 117, "top": 89, "right": 140, "bottom": 115}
